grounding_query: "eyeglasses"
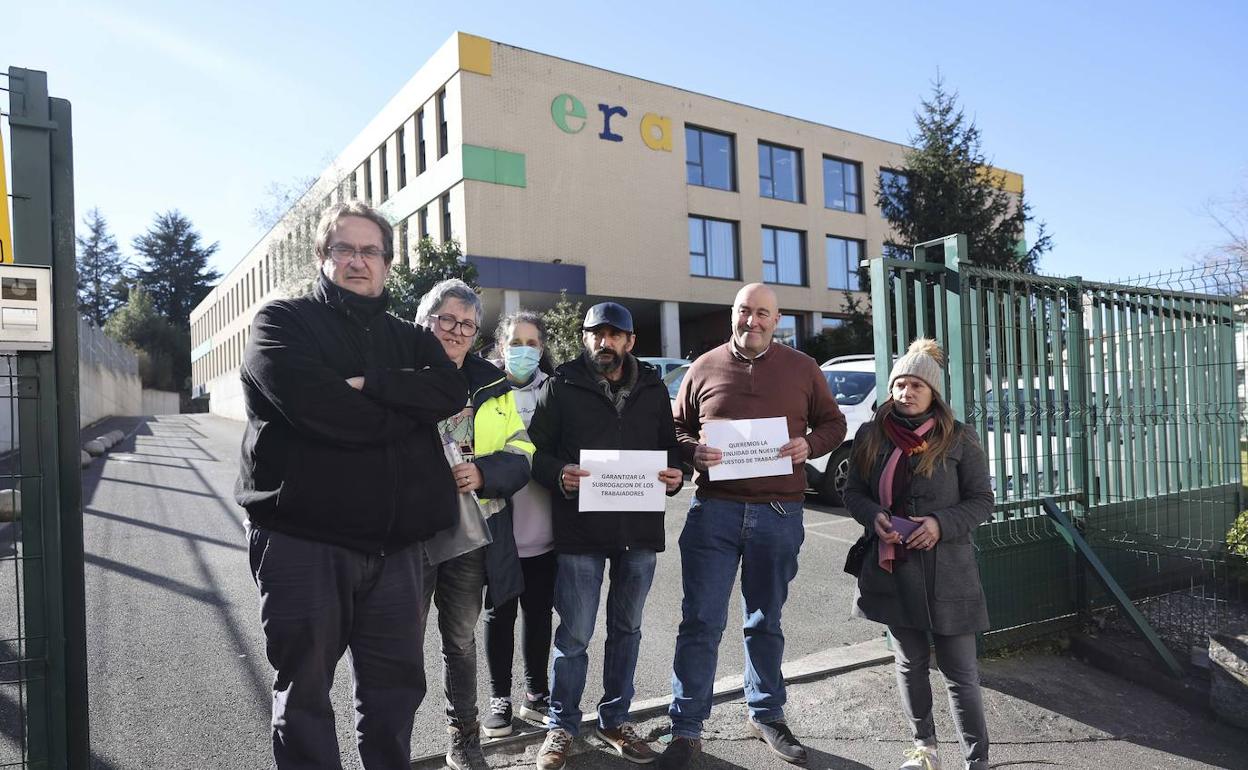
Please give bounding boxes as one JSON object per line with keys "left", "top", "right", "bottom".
{"left": 430, "top": 313, "right": 479, "bottom": 337}
{"left": 327, "top": 244, "right": 387, "bottom": 263}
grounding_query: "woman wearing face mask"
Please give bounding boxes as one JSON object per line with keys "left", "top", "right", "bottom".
{"left": 843, "top": 338, "right": 995, "bottom": 770}
{"left": 480, "top": 311, "right": 558, "bottom": 739}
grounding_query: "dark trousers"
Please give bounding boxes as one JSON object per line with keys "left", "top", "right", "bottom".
{"left": 889, "top": 626, "right": 990, "bottom": 770}
{"left": 248, "top": 525, "right": 426, "bottom": 770}
{"left": 418, "top": 545, "right": 487, "bottom": 726}
{"left": 483, "top": 550, "right": 558, "bottom": 698}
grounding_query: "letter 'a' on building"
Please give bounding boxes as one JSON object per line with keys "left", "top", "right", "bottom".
{"left": 0, "top": 130, "right": 13, "bottom": 263}
{"left": 187, "top": 31, "right": 1025, "bottom": 421}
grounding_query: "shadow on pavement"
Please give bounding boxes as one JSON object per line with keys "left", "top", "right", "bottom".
{"left": 980, "top": 656, "right": 1245, "bottom": 769}
{"left": 803, "top": 748, "right": 875, "bottom": 770}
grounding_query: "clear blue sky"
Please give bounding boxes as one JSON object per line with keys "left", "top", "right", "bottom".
{"left": 9, "top": 0, "right": 1247, "bottom": 282}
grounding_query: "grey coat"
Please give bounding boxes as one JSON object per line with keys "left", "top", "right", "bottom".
{"left": 843, "top": 420, "right": 995, "bottom": 635}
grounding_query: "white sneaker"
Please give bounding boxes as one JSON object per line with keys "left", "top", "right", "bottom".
{"left": 900, "top": 744, "right": 942, "bottom": 770}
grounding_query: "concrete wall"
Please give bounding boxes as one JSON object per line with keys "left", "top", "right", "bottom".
{"left": 207, "top": 372, "right": 246, "bottom": 422}
{"left": 141, "top": 389, "right": 181, "bottom": 416}
{"left": 78, "top": 318, "right": 142, "bottom": 427}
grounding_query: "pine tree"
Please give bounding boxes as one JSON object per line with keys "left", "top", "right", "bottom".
{"left": 877, "top": 77, "right": 1052, "bottom": 272}
{"left": 75, "top": 208, "right": 129, "bottom": 326}
{"left": 386, "top": 237, "right": 479, "bottom": 320}
{"left": 132, "top": 211, "right": 221, "bottom": 328}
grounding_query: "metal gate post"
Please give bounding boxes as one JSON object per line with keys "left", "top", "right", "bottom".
{"left": 8, "top": 65, "right": 87, "bottom": 770}
{"left": 940, "top": 234, "right": 968, "bottom": 421}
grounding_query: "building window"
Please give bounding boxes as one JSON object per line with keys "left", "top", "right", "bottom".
{"left": 396, "top": 126, "right": 407, "bottom": 190}
{"left": 758, "top": 141, "right": 802, "bottom": 202}
{"left": 882, "top": 242, "right": 911, "bottom": 260}
{"left": 826, "top": 236, "right": 863, "bottom": 290}
{"left": 441, "top": 193, "right": 452, "bottom": 242}
{"left": 418, "top": 206, "right": 429, "bottom": 240}
{"left": 688, "top": 216, "right": 738, "bottom": 279}
{"left": 823, "top": 156, "right": 862, "bottom": 213}
{"left": 685, "top": 126, "right": 735, "bottom": 191}
{"left": 362, "top": 163, "right": 372, "bottom": 204}
{"left": 775, "top": 314, "right": 801, "bottom": 348}
{"left": 398, "top": 219, "right": 409, "bottom": 265}
{"left": 416, "top": 108, "right": 426, "bottom": 174}
{"left": 823, "top": 316, "right": 845, "bottom": 332}
{"left": 879, "top": 167, "right": 910, "bottom": 213}
{"left": 378, "top": 143, "right": 389, "bottom": 202}
{"left": 436, "top": 90, "right": 448, "bottom": 160}
{"left": 761, "top": 226, "right": 806, "bottom": 286}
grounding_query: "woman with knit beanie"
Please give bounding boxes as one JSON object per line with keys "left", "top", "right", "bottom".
{"left": 843, "top": 338, "right": 995, "bottom": 770}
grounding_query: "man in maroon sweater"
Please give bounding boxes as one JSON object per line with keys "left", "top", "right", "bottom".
{"left": 659, "top": 283, "right": 847, "bottom": 769}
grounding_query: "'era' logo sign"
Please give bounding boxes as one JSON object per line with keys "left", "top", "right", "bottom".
{"left": 551, "top": 94, "right": 672, "bottom": 152}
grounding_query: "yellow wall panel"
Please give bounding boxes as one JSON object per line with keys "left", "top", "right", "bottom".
{"left": 458, "top": 33, "right": 492, "bottom": 76}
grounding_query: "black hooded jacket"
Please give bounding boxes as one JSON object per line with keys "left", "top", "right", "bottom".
{"left": 528, "top": 353, "right": 681, "bottom": 553}
{"left": 235, "top": 275, "right": 467, "bottom": 553}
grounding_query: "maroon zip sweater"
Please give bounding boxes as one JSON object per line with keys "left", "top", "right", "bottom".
{"left": 674, "top": 342, "right": 848, "bottom": 502}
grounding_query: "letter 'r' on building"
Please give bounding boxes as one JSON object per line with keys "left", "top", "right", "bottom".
{"left": 551, "top": 94, "right": 587, "bottom": 134}
{"left": 598, "top": 104, "right": 628, "bottom": 142}
{"left": 640, "top": 113, "right": 672, "bottom": 152}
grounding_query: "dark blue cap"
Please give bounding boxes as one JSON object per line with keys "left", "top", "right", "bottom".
{"left": 582, "top": 301, "right": 634, "bottom": 333}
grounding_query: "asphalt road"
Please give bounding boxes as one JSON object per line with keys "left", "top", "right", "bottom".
{"left": 82, "top": 414, "right": 878, "bottom": 769}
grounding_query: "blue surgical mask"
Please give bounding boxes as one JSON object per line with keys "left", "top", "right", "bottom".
{"left": 506, "top": 345, "right": 542, "bottom": 381}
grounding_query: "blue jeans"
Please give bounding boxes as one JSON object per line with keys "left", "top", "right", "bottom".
{"left": 668, "top": 496, "right": 805, "bottom": 739}
{"left": 548, "top": 550, "right": 657, "bottom": 736}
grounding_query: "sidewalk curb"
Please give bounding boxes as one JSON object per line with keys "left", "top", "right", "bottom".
{"left": 409, "top": 637, "right": 892, "bottom": 768}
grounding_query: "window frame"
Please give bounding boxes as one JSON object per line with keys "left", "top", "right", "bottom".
{"left": 758, "top": 140, "right": 804, "bottom": 203}
{"left": 436, "top": 90, "right": 448, "bottom": 160}
{"left": 688, "top": 215, "right": 740, "bottom": 280}
{"left": 761, "top": 225, "right": 807, "bottom": 287}
{"left": 685, "top": 125, "right": 737, "bottom": 192}
{"left": 822, "top": 155, "right": 863, "bottom": 213}
{"left": 825, "top": 235, "right": 865, "bottom": 291}
{"left": 878, "top": 167, "right": 910, "bottom": 213}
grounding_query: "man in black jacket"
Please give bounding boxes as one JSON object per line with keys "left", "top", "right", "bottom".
{"left": 528, "top": 302, "right": 683, "bottom": 770}
{"left": 236, "top": 201, "right": 467, "bottom": 770}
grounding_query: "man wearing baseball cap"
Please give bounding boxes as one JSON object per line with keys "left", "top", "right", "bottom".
{"left": 527, "top": 302, "right": 684, "bottom": 769}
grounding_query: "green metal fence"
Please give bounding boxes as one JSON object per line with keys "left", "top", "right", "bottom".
{"left": 0, "top": 68, "right": 88, "bottom": 769}
{"left": 869, "top": 235, "right": 1246, "bottom": 653}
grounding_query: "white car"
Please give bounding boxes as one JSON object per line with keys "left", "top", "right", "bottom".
{"left": 805, "top": 355, "right": 878, "bottom": 505}
{"left": 641, "top": 357, "right": 691, "bottom": 377}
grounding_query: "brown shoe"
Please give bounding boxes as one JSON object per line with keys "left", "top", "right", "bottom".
{"left": 537, "top": 728, "right": 574, "bottom": 770}
{"left": 656, "top": 736, "right": 702, "bottom": 770}
{"left": 594, "top": 723, "right": 658, "bottom": 764}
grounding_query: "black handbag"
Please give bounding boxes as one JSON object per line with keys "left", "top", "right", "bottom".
{"left": 843, "top": 533, "right": 873, "bottom": 577}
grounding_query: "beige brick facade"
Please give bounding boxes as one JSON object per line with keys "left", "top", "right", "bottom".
{"left": 190, "top": 32, "right": 1022, "bottom": 411}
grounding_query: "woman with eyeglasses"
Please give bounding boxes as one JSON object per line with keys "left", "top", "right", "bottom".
{"left": 843, "top": 339, "right": 995, "bottom": 770}
{"left": 479, "top": 311, "right": 559, "bottom": 739}
{"left": 414, "top": 279, "right": 534, "bottom": 770}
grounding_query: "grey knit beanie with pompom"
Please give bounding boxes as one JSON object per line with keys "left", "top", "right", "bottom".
{"left": 888, "top": 338, "right": 946, "bottom": 397}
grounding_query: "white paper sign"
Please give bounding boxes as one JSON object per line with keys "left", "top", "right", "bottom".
{"left": 704, "top": 417, "right": 793, "bottom": 481}
{"left": 578, "top": 449, "right": 668, "bottom": 512}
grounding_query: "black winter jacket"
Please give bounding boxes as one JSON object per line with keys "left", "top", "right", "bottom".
{"left": 235, "top": 275, "right": 467, "bottom": 554}
{"left": 528, "top": 354, "right": 681, "bottom": 554}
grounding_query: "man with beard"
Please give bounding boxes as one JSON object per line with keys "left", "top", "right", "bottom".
{"left": 657, "top": 283, "right": 846, "bottom": 769}
{"left": 527, "top": 302, "right": 684, "bottom": 770}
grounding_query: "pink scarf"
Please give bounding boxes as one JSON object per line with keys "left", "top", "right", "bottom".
{"left": 877, "top": 418, "right": 934, "bottom": 574}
